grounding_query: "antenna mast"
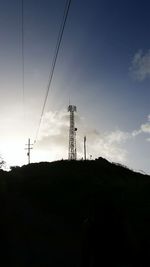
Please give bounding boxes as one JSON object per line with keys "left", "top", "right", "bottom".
{"left": 68, "top": 105, "right": 77, "bottom": 160}
{"left": 84, "top": 136, "right": 86, "bottom": 160}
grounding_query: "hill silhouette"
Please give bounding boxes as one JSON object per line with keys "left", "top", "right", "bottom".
{"left": 0, "top": 157, "right": 150, "bottom": 266}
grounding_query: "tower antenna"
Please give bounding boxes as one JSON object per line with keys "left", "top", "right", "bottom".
{"left": 68, "top": 105, "right": 77, "bottom": 160}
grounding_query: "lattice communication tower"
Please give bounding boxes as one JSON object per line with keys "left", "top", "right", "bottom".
{"left": 68, "top": 105, "right": 77, "bottom": 160}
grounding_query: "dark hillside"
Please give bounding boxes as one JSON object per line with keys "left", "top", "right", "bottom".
{"left": 0, "top": 158, "right": 150, "bottom": 266}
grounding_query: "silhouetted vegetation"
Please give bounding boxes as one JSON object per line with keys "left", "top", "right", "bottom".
{"left": 0, "top": 157, "right": 150, "bottom": 266}
{"left": 0, "top": 156, "right": 6, "bottom": 169}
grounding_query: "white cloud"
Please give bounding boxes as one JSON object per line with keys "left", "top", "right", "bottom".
{"left": 85, "top": 130, "right": 129, "bottom": 163}
{"left": 141, "top": 123, "right": 150, "bottom": 133}
{"left": 38, "top": 110, "right": 69, "bottom": 139}
{"left": 106, "top": 130, "right": 130, "bottom": 144}
{"left": 89, "top": 130, "right": 130, "bottom": 162}
{"left": 139, "top": 114, "right": 150, "bottom": 135}
{"left": 131, "top": 114, "right": 150, "bottom": 138}
{"left": 130, "top": 50, "right": 150, "bottom": 81}
{"left": 35, "top": 109, "right": 130, "bottom": 164}
{"left": 131, "top": 129, "right": 142, "bottom": 137}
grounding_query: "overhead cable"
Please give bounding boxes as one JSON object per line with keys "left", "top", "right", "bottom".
{"left": 34, "top": 0, "right": 72, "bottom": 143}
{"left": 21, "top": 0, "right": 25, "bottom": 108}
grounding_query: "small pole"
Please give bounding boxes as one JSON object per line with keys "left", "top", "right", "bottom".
{"left": 25, "top": 138, "right": 33, "bottom": 164}
{"left": 84, "top": 136, "right": 86, "bottom": 160}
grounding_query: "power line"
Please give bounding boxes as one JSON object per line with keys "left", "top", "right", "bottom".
{"left": 21, "top": 0, "right": 25, "bottom": 109}
{"left": 34, "top": 0, "right": 72, "bottom": 144}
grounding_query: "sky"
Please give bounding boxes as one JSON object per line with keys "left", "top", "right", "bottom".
{"left": 0, "top": 0, "right": 150, "bottom": 173}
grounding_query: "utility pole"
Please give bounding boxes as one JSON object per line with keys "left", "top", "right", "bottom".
{"left": 68, "top": 105, "right": 77, "bottom": 160}
{"left": 25, "top": 138, "right": 33, "bottom": 164}
{"left": 84, "top": 136, "right": 86, "bottom": 160}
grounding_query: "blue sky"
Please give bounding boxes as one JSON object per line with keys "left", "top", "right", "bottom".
{"left": 0, "top": 0, "right": 150, "bottom": 173}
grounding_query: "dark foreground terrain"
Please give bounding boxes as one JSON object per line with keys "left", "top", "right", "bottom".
{"left": 0, "top": 158, "right": 150, "bottom": 266}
